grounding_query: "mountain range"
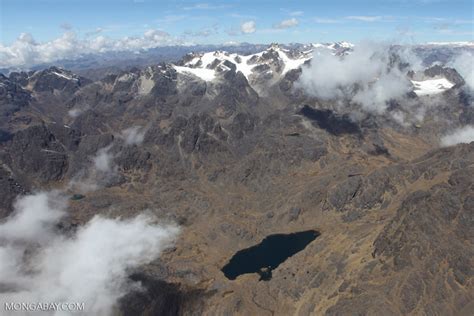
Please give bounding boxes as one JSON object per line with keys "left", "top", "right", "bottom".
{"left": 0, "top": 42, "right": 473, "bottom": 315}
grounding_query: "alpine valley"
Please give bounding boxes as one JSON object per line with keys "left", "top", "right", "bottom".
{"left": 0, "top": 41, "right": 473, "bottom": 316}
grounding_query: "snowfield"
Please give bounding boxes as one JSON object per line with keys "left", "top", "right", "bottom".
{"left": 173, "top": 45, "right": 312, "bottom": 82}
{"left": 411, "top": 78, "right": 455, "bottom": 96}
{"left": 174, "top": 65, "right": 216, "bottom": 81}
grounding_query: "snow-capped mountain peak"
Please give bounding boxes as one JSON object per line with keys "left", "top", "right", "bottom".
{"left": 173, "top": 43, "right": 314, "bottom": 83}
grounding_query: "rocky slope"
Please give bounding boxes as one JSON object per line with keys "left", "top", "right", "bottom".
{"left": 0, "top": 43, "right": 472, "bottom": 315}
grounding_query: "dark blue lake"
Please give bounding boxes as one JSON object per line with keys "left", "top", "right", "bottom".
{"left": 221, "top": 230, "right": 320, "bottom": 281}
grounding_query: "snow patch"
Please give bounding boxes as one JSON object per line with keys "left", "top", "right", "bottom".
{"left": 275, "top": 48, "right": 311, "bottom": 74}
{"left": 52, "top": 71, "right": 78, "bottom": 81}
{"left": 174, "top": 65, "right": 216, "bottom": 81}
{"left": 411, "top": 78, "right": 454, "bottom": 96}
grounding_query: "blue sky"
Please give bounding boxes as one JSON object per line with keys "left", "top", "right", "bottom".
{"left": 1, "top": 0, "right": 473, "bottom": 45}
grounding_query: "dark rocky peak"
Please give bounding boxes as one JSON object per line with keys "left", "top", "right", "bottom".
{"left": 423, "top": 64, "right": 465, "bottom": 86}
{"left": 148, "top": 66, "right": 178, "bottom": 97}
{"left": 152, "top": 63, "right": 177, "bottom": 76}
{"left": 279, "top": 68, "right": 305, "bottom": 100}
{"left": 47, "top": 122, "right": 82, "bottom": 151}
{"left": 7, "top": 71, "right": 29, "bottom": 86}
{"left": 387, "top": 50, "right": 411, "bottom": 72}
{"left": 206, "top": 58, "right": 221, "bottom": 70}
{"left": 244, "top": 46, "right": 278, "bottom": 64}
{"left": 212, "top": 72, "right": 259, "bottom": 114}
{"left": 65, "top": 64, "right": 180, "bottom": 112}
{"left": 220, "top": 60, "right": 237, "bottom": 73}
{"left": 176, "top": 51, "right": 203, "bottom": 66}
{"left": 0, "top": 163, "right": 29, "bottom": 219}
{"left": 261, "top": 49, "right": 281, "bottom": 64}
{"left": 110, "top": 64, "right": 177, "bottom": 96}
{"left": 283, "top": 68, "right": 302, "bottom": 82}
{"left": 6, "top": 124, "right": 70, "bottom": 183}
{"left": 222, "top": 68, "right": 247, "bottom": 85}
{"left": 268, "top": 42, "right": 282, "bottom": 50}
{"left": 183, "top": 52, "right": 198, "bottom": 63}
{"left": 28, "top": 66, "right": 91, "bottom": 94}
{"left": 143, "top": 113, "right": 229, "bottom": 156}
{"left": 0, "top": 74, "right": 32, "bottom": 114}
{"left": 112, "top": 71, "right": 140, "bottom": 93}
{"left": 101, "top": 73, "right": 119, "bottom": 85}
{"left": 70, "top": 110, "right": 108, "bottom": 135}
{"left": 458, "top": 89, "right": 473, "bottom": 109}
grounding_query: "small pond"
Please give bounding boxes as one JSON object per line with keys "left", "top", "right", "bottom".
{"left": 221, "top": 230, "right": 320, "bottom": 281}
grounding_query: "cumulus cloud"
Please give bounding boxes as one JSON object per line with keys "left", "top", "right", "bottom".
{"left": 352, "top": 71, "right": 412, "bottom": 113}
{"left": 289, "top": 11, "right": 304, "bottom": 16}
{"left": 120, "top": 126, "right": 147, "bottom": 145}
{"left": 274, "top": 18, "right": 299, "bottom": 29}
{"left": 0, "top": 191, "right": 66, "bottom": 244}
{"left": 93, "top": 145, "right": 116, "bottom": 173}
{"left": 68, "top": 145, "right": 118, "bottom": 192}
{"left": 0, "top": 191, "right": 179, "bottom": 316}
{"left": 0, "top": 30, "right": 177, "bottom": 68}
{"left": 440, "top": 125, "right": 474, "bottom": 146}
{"left": 296, "top": 42, "right": 417, "bottom": 114}
{"left": 313, "top": 17, "right": 342, "bottom": 24}
{"left": 241, "top": 21, "right": 256, "bottom": 34}
{"left": 183, "top": 3, "right": 230, "bottom": 10}
{"left": 345, "top": 15, "right": 383, "bottom": 22}
{"left": 449, "top": 51, "right": 474, "bottom": 91}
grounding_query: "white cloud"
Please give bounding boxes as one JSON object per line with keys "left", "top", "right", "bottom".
{"left": 156, "top": 15, "right": 188, "bottom": 23}
{"left": 93, "top": 145, "right": 115, "bottom": 173}
{"left": 241, "top": 21, "right": 256, "bottom": 34}
{"left": 289, "top": 11, "right": 304, "bottom": 16}
{"left": 0, "top": 191, "right": 179, "bottom": 316}
{"left": 313, "top": 17, "right": 342, "bottom": 24}
{"left": 120, "top": 126, "right": 146, "bottom": 145}
{"left": 440, "top": 125, "right": 474, "bottom": 146}
{"left": 143, "top": 29, "right": 170, "bottom": 42}
{"left": 352, "top": 70, "right": 412, "bottom": 114}
{"left": 183, "top": 3, "right": 230, "bottom": 10}
{"left": 0, "top": 191, "right": 66, "bottom": 244}
{"left": 346, "top": 16, "right": 383, "bottom": 22}
{"left": 224, "top": 40, "right": 240, "bottom": 46}
{"left": 296, "top": 42, "right": 416, "bottom": 114}
{"left": 274, "top": 18, "right": 299, "bottom": 29}
{"left": 0, "top": 30, "right": 178, "bottom": 68}
{"left": 229, "top": 13, "right": 256, "bottom": 19}
{"left": 69, "top": 145, "right": 118, "bottom": 192}
{"left": 449, "top": 51, "right": 474, "bottom": 91}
